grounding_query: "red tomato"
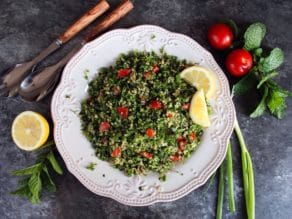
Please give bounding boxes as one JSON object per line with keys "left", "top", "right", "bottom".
{"left": 99, "top": 122, "right": 110, "bottom": 132}
{"left": 225, "top": 49, "right": 253, "bottom": 77}
{"left": 182, "top": 103, "right": 190, "bottom": 111}
{"left": 140, "top": 151, "right": 153, "bottom": 159}
{"left": 189, "top": 132, "right": 197, "bottom": 141}
{"left": 146, "top": 128, "right": 155, "bottom": 138}
{"left": 177, "top": 137, "right": 187, "bottom": 151}
{"left": 149, "top": 100, "right": 163, "bottom": 109}
{"left": 170, "top": 153, "right": 182, "bottom": 162}
{"left": 152, "top": 65, "right": 159, "bottom": 73}
{"left": 117, "top": 68, "right": 131, "bottom": 78}
{"left": 208, "top": 23, "right": 234, "bottom": 50}
{"left": 117, "top": 106, "right": 129, "bottom": 119}
{"left": 111, "top": 147, "right": 121, "bottom": 157}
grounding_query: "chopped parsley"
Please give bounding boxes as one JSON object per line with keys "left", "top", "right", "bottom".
{"left": 86, "top": 162, "right": 97, "bottom": 171}
{"left": 80, "top": 50, "right": 203, "bottom": 180}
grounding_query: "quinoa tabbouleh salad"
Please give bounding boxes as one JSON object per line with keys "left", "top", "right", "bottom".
{"left": 80, "top": 50, "right": 204, "bottom": 180}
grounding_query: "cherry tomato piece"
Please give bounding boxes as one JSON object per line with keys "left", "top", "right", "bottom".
{"left": 171, "top": 153, "right": 182, "bottom": 162}
{"left": 189, "top": 132, "right": 197, "bottom": 141}
{"left": 182, "top": 103, "right": 190, "bottom": 111}
{"left": 111, "top": 147, "right": 121, "bottom": 157}
{"left": 149, "top": 100, "right": 163, "bottom": 110}
{"left": 140, "top": 151, "right": 153, "bottom": 159}
{"left": 177, "top": 137, "right": 187, "bottom": 151}
{"left": 117, "top": 68, "right": 132, "bottom": 78}
{"left": 146, "top": 128, "right": 155, "bottom": 138}
{"left": 117, "top": 107, "right": 129, "bottom": 119}
{"left": 153, "top": 65, "right": 159, "bottom": 73}
{"left": 99, "top": 122, "right": 110, "bottom": 132}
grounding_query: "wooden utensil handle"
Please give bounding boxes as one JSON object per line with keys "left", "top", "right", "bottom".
{"left": 58, "top": 0, "right": 110, "bottom": 44}
{"left": 85, "top": 0, "right": 134, "bottom": 42}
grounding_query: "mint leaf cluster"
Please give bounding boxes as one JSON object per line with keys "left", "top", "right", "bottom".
{"left": 233, "top": 22, "right": 291, "bottom": 119}
{"left": 11, "top": 141, "right": 63, "bottom": 204}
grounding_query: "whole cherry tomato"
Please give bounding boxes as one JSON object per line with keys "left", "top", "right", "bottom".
{"left": 225, "top": 49, "right": 253, "bottom": 77}
{"left": 208, "top": 23, "right": 234, "bottom": 50}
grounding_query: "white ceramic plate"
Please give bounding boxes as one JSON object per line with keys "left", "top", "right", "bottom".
{"left": 51, "top": 25, "right": 235, "bottom": 206}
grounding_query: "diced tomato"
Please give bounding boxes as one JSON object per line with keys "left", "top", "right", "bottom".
{"left": 189, "top": 132, "right": 197, "bottom": 141}
{"left": 140, "top": 151, "right": 153, "bottom": 159}
{"left": 111, "top": 147, "right": 121, "bottom": 157}
{"left": 117, "top": 68, "right": 131, "bottom": 78}
{"left": 177, "top": 137, "right": 187, "bottom": 151}
{"left": 166, "top": 112, "right": 173, "bottom": 118}
{"left": 152, "top": 65, "right": 159, "bottom": 73}
{"left": 149, "top": 100, "right": 163, "bottom": 110}
{"left": 182, "top": 103, "right": 190, "bottom": 110}
{"left": 117, "top": 106, "right": 129, "bottom": 119}
{"left": 146, "top": 128, "right": 155, "bottom": 138}
{"left": 170, "top": 153, "right": 182, "bottom": 162}
{"left": 99, "top": 121, "right": 110, "bottom": 132}
{"left": 144, "top": 72, "right": 152, "bottom": 79}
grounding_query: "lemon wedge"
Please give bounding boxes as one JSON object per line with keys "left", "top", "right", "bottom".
{"left": 189, "top": 90, "right": 210, "bottom": 127}
{"left": 11, "top": 111, "right": 50, "bottom": 151}
{"left": 180, "top": 66, "right": 217, "bottom": 99}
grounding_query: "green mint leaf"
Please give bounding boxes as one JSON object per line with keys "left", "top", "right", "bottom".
{"left": 232, "top": 71, "right": 258, "bottom": 96}
{"left": 244, "top": 23, "right": 266, "bottom": 51}
{"left": 250, "top": 87, "right": 268, "bottom": 118}
{"left": 257, "top": 71, "right": 279, "bottom": 89}
{"left": 259, "top": 48, "right": 284, "bottom": 73}
{"left": 11, "top": 184, "right": 32, "bottom": 199}
{"left": 47, "top": 151, "right": 63, "bottom": 175}
{"left": 11, "top": 163, "right": 43, "bottom": 176}
{"left": 266, "top": 89, "right": 287, "bottom": 119}
{"left": 42, "top": 166, "right": 57, "bottom": 192}
{"left": 28, "top": 172, "right": 42, "bottom": 204}
{"left": 267, "top": 80, "right": 292, "bottom": 96}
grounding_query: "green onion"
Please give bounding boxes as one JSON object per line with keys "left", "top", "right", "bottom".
{"left": 234, "top": 119, "right": 255, "bottom": 219}
{"left": 216, "top": 163, "right": 225, "bottom": 219}
{"left": 226, "top": 141, "right": 236, "bottom": 212}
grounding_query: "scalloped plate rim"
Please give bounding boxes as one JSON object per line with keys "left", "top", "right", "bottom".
{"left": 51, "top": 25, "right": 236, "bottom": 206}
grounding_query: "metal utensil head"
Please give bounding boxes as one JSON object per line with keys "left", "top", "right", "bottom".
{"left": 19, "top": 67, "right": 62, "bottom": 102}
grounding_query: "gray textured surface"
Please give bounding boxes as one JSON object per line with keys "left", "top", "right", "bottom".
{"left": 0, "top": 0, "right": 291, "bottom": 218}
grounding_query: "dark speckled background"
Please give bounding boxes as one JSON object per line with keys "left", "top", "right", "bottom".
{"left": 0, "top": 0, "right": 291, "bottom": 218}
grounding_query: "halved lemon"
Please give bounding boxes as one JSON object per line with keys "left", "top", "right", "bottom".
{"left": 189, "top": 90, "right": 210, "bottom": 127}
{"left": 180, "top": 66, "right": 217, "bottom": 100}
{"left": 11, "top": 111, "right": 50, "bottom": 151}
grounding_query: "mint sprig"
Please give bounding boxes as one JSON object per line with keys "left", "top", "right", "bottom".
{"left": 243, "top": 22, "right": 266, "bottom": 51}
{"left": 11, "top": 141, "right": 63, "bottom": 204}
{"left": 234, "top": 23, "right": 291, "bottom": 119}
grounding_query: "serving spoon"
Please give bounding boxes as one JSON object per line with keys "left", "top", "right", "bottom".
{"left": 19, "top": 0, "right": 134, "bottom": 102}
{"left": 0, "top": 0, "right": 110, "bottom": 97}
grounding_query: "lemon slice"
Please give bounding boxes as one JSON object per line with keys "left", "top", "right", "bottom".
{"left": 180, "top": 66, "right": 217, "bottom": 99}
{"left": 189, "top": 90, "right": 210, "bottom": 127}
{"left": 11, "top": 111, "right": 50, "bottom": 151}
